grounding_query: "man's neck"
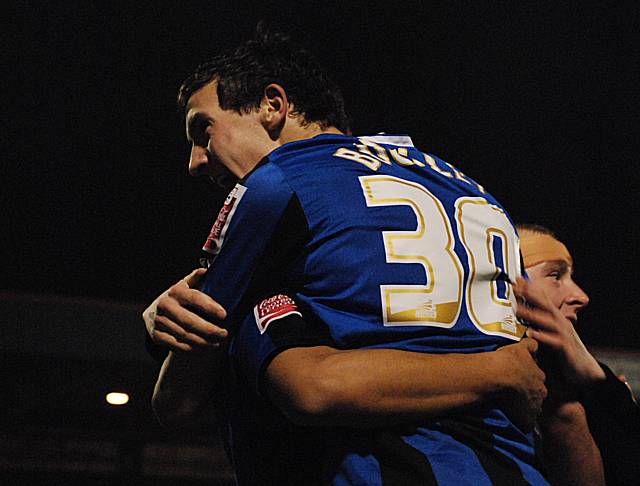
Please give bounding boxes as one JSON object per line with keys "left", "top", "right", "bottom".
{"left": 238, "top": 122, "right": 344, "bottom": 179}
{"left": 278, "top": 123, "right": 344, "bottom": 146}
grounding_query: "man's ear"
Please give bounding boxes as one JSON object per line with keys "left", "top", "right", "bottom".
{"left": 261, "top": 83, "right": 288, "bottom": 139}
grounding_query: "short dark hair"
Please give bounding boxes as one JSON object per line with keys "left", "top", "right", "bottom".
{"left": 177, "top": 23, "right": 351, "bottom": 133}
{"left": 515, "top": 223, "right": 557, "bottom": 238}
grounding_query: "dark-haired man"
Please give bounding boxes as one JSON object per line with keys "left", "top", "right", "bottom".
{"left": 148, "top": 28, "right": 550, "bottom": 485}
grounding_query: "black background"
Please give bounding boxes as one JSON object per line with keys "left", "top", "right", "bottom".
{"left": 3, "top": 1, "right": 639, "bottom": 348}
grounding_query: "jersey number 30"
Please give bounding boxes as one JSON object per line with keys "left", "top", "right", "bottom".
{"left": 360, "top": 175, "right": 524, "bottom": 340}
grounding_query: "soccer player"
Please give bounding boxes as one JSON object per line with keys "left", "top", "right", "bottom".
{"left": 149, "top": 26, "right": 550, "bottom": 484}
{"left": 150, "top": 224, "right": 639, "bottom": 485}
{"left": 514, "top": 224, "right": 640, "bottom": 486}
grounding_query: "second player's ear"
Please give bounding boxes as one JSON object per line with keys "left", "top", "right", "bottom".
{"left": 262, "top": 83, "right": 288, "bottom": 139}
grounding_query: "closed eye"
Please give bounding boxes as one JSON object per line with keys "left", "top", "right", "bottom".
{"left": 546, "top": 262, "right": 569, "bottom": 281}
{"left": 187, "top": 115, "right": 211, "bottom": 147}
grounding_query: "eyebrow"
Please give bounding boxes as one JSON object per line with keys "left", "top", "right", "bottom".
{"left": 547, "top": 261, "right": 570, "bottom": 274}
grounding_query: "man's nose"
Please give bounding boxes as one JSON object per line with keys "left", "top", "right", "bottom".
{"left": 189, "top": 145, "right": 209, "bottom": 176}
{"left": 568, "top": 279, "right": 590, "bottom": 310}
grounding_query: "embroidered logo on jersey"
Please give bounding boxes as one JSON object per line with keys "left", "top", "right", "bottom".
{"left": 501, "top": 315, "right": 518, "bottom": 334}
{"left": 202, "top": 184, "right": 247, "bottom": 256}
{"left": 253, "top": 294, "right": 301, "bottom": 334}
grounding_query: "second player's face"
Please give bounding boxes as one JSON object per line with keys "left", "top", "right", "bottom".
{"left": 526, "top": 260, "right": 590, "bottom": 325}
{"left": 184, "top": 81, "right": 272, "bottom": 180}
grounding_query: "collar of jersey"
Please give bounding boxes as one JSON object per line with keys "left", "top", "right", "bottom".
{"left": 240, "top": 133, "right": 414, "bottom": 183}
{"left": 269, "top": 133, "right": 414, "bottom": 159}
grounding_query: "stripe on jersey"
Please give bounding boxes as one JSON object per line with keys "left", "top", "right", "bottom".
{"left": 373, "top": 432, "right": 437, "bottom": 486}
{"left": 438, "top": 418, "right": 530, "bottom": 485}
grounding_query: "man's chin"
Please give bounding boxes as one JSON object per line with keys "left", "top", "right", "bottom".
{"left": 209, "top": 165, "right": 237, "bottom": 190}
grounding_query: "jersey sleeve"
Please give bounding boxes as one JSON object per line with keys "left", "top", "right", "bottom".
{"left": 230, "top": 294, "right": 333, "bottom": 396}
{"left": 583, "top": 362, "right": 640, "bottom": 485}
{"left": 198, "top": 163, "right": 296, "bottom": 322}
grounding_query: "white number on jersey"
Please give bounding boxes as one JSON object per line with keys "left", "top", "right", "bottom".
{"left": 360, "top": 175, "right": 524, "bottom": 340}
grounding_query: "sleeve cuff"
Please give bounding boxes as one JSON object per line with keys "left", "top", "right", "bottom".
{"left": 583, "top": 361, "right": 639, "bottom": 428}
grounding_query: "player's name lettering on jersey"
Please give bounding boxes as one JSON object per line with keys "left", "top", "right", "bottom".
{"left": 334, "top": 137, "right": 485, "bottom": 194}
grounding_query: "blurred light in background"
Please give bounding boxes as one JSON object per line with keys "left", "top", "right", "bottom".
{"left": 106, "top": 392, "right": 129, "bottom": 406}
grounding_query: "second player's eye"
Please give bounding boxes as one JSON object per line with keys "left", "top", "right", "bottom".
{"left": 548, "top": 271, "right": 561, "bottom": 280}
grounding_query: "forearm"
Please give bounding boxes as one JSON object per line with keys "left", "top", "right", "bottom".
{"left": 266, "top": 346, "right": 510, "bottom": 427}
{"left": 581, "top": 363, "right": 640, "bottom": 485}
{"left": 539, "top": 400, "right": 605, "bottom": 486}
{"left": 152, "top": 349, "right": 224, "bottom": 427}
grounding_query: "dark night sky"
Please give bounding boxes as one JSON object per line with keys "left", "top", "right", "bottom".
{"left": 3, "top": 2, "right": 639, "bottom": 348}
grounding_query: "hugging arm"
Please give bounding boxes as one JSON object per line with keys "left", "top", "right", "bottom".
{"left": 148, "top": 281, "right": 546, "bottom": 430}
{"left": 263, "top": 338, "right": 546, "bottom": 430}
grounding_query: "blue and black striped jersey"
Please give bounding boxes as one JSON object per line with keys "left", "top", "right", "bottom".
{"left": 200, "top": 133, "right": 548, "bottom": 485}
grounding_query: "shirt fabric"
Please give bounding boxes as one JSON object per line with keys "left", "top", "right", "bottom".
{"left": 200, "top": 133, "right": 548, "bottom": 485}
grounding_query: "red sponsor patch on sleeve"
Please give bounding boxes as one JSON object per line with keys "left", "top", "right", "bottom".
{"left": 202, "top": 184, "right": 247, "bottom": 255}
{"left": 253, "top": 294, "right": 302, "bottom": 334}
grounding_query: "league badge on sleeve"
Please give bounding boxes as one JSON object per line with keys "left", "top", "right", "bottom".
{"left": 254, "top": 294, "right": 302, "bottom": 334}
{"left": 202, "top": 184, "right": 247, "bottom": 256}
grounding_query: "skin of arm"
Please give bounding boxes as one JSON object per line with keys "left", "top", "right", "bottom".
{"left": 145, "top": 269, "right": 229, "bottom": 427}
{"left": 264, "top": 339, "right": 546, "bottom": 430}
{"left": 514, "top": 277, "right": 605, "bottom": 486}
{"left": 538, "top": 393, "right": 605, "bottom": 486}
{"left": 152, "top": 336, "right": 546, "bottom": 431}
{"left": 147, "top": 271, "right": 547, "bottom": 430}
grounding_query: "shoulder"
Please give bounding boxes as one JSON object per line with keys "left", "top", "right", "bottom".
{"left": 235, "top": 161, "right": 295, "bottom": 210}
{"left": 201, "top": 165, "right": 297, "bottom": 259}
{"left": 267, "top": 134, "right": 359, "bottom": 167}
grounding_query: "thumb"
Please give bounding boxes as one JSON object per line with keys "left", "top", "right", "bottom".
{"left": 521, "top": 337, "right": 539, "bottom": 356}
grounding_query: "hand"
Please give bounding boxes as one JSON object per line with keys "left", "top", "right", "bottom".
{"left": 513, "top": 277, "right": 605, "bottom": 388}
{"left": 143, "top": 268, "right": 228, "bottom": 352}
{"left": 494, "top": 338, "right": 547, "bottom": 431}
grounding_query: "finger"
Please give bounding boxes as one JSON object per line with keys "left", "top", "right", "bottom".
{"left": 514, "top": 278, "right": 561, "bottom": 314}
{"left": 160, "top": 300, "right": 229, "bottom": 341}
{"left": 173, "top": 328, "right": 224, "bottom": 351}
{"left": 177, "top": 288, "right": 227, "bottom": 320}
{"left": 165, "top": 282, "right": 228, "bottom": 320}
{"left": 520, "top": 337, "right": 539, "bottom": 355}
{"left": 183, "top": 267, "right": 208, "bottom": 288}
{"left": 513, "top": 280, "right": 544, "bottom": 317}
{"left": 162, "top": 273, "right": 201, "bottom": 303}
{"left": 526, "top": 328, "right": 563, "bottom": 351}
{"left": 516, "top": 306, "right": 552, "bottom": 330}
{"left": 514, "top": 276, "right": 527, "bottom": 287}
{"left": 514, "top": 284, "right": 552, "bottom": 312}
{"left": 516, "top": 305, "right": 558, "bottom": 332}
{"left": 512, "top": 277, "right": 529, "bottom": 298}
{"left": 154, "top": 314, "right": 215, "bottom": 347}
{"left": 151, "top": 329, "right": 194, "bottom": 352}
